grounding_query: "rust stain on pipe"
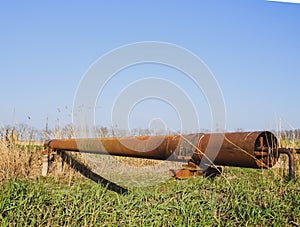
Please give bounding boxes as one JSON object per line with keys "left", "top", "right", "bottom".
{"left": 191, "top": 131, "right": 278, "bottom": 168}
{"left": 45, "top": 131, "right": 279, "bottom": 169}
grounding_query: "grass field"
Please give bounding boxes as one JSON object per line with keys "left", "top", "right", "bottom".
{"left": 1, "top": 169, "right": 300, "bottom": 226}
{"left": 1, "top": 135, "right": 300, "bottom": 226}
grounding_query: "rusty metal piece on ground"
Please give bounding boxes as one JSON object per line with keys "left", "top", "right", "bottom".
{"left": 170, "top": 160, "right": 203, "bottom": 179}
{"left": 169, "top": 169, "right": 203, "bottom": 180}
{"left": 45, "top": 131, "right": 279, "bottom": 169}
{"left": 170, "top": 163, "right": 222, "bottom": 180}
{"left": 44, "top": 131, "right": 282, "bottom": 181}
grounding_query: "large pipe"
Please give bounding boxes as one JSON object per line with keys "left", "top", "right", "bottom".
{"left": 45, "top": 131, "right": 279, "bottom": 169}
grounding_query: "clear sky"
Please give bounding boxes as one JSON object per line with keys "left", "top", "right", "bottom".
{"left": 0, "top": 0, "right": 300, "bottom": 133}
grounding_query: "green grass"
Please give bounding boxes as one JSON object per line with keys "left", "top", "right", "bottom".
{"left": 1, "top": 168, "right": 300, "bottom": 226}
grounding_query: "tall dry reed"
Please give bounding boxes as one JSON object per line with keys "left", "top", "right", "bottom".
{"left": 0, "top": 141, "right": 41, "bottom": 181}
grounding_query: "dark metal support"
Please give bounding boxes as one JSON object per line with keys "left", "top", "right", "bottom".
{"left": 278, "top": 148, "right": 296, "bottom": 182}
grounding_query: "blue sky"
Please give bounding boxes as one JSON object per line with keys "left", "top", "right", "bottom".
{"left": 0, "top": 0, "right": 299, "bottom": 132}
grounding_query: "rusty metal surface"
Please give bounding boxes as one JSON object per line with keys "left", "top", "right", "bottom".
{"left": 46, "top": 135, "right": 181, "bottom": 160}
{"left": 191, "top": 131, "right": 278, "bottom": 169}
{"left": 45, "top": 131, "right": 279, "bottom": 169}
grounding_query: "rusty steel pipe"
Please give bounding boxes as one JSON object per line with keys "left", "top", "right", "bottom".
{"left": 45, "top": 134, "right": 184, "bottom": 160}
{"left": 45, "top": 131, "right": 279, "bottom": 169}
{"left": 192, "top": 131, "right": 278, "bottom": 168}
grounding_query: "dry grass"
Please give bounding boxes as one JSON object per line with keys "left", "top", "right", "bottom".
{"left": 0, "top": 140, "right": 85, "bottom": 186}
{"left": 0, "top": 141, "right": 42, "bottom": 181}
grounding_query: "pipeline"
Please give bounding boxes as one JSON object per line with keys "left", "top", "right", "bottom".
{"left": 43, "top": 131, "right": 290, "bottom": 179}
